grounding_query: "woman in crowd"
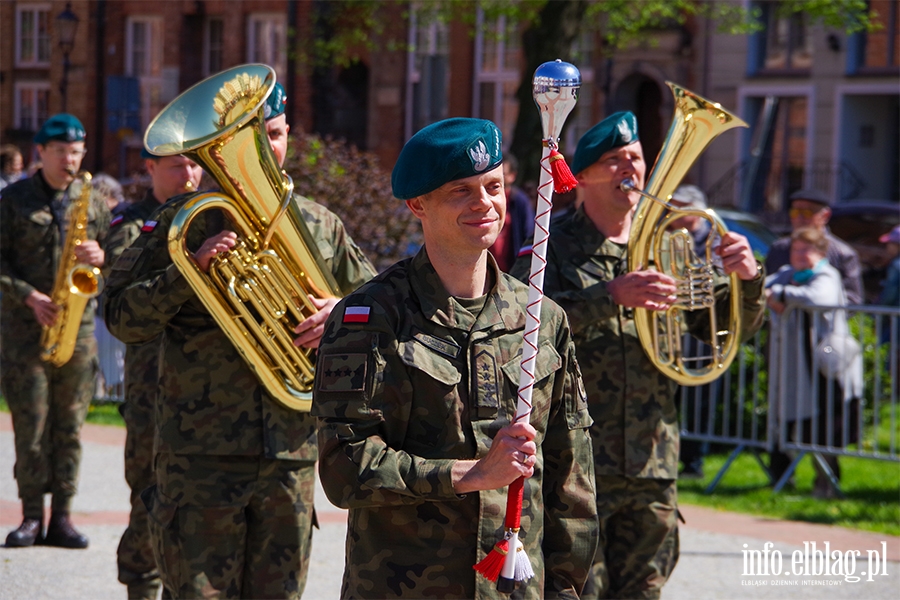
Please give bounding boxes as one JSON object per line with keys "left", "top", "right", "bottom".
{"left": 765, "top": 226, "right": 862, "bottom": 499}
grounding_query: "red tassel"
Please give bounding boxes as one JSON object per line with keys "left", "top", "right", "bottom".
{"left": 474, "top": 539, "right": 510, "bottom": 582}
{"left": 548, "top": 149, "right": 577, "bottom": 194}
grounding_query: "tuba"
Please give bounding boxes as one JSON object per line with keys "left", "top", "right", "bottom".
{"left": 41, "top": 172, "right": 104, "bottom": 367}
{"left": 623, "top": 83, "right": 748, "bottom": 386}
{"left": 144, "top": 64, "right": 343, "bottom": 412}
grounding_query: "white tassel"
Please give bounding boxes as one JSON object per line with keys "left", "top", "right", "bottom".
{"left": 514, "top": 539, "right": 534, "bottom": 581}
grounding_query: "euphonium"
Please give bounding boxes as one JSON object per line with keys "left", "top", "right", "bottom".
{"left": 41, "top": 172, "right": 104, "bottom": 367}
{"left": 144, "top": 64, "right": 343, "bottom": 412}
{"left": 622, "top": 83, "right": 748, "bottom": 386}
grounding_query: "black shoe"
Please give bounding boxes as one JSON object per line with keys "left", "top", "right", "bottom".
{"left": 5, "top": 518, "right": 43, "bottom": 547}
{"left": 43, "top": 513, "right": 89, "bottom": 549}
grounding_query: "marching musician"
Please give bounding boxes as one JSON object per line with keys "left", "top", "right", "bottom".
{"left": 0, "top": 114, "right": 111, "bottom": 549}
{"left": 311, "top": 118, "right": 598, "bottom": 599}
{"left": 511, "top": 111, "right": 765, "bottom": 599}
{"left": 105, "top": 146, "right": 202, "bottom": 598}
{"left": 103, "top": 83, "right": 376, "bottom": 598}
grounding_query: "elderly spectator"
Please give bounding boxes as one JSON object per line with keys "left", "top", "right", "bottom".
{"left": 765, "top": 189, "right": 864, "bottom": 305}
{"left": 766, "top": 227, "right": 862, "bottom": 498}
{"left": 91, "top": 173, "right": 127, "bottom": 216}
{"left": 0, "top": 144, "right": 25, "bottom": 191}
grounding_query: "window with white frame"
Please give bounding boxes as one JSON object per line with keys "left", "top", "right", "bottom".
{"left": 741, "top": 94, "right": 810, "bottom": 213}
{"left": 247, "top": 14, "right": 287, "bottom": 81}
{"left": 405, "top": 9, "right": 449, "bottom": 138}
{"left": 15, "top": 4, "right": 51, "bottom": 67}
{"left": 472, "top": 12, "right": 520, "bottom": 149}
{"left": 748, "top": 2, "right": 812, "bottom": 74}
{"left": 204, "top": 16, "right": 224, "bottom": 77}
{"left": 14, "top": 82, "right": 51, "bottom": 132}
{"left": 125, "top": 16, "right": 164, "bottom": 129}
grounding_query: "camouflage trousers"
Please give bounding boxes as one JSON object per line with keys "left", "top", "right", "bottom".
{"left": 116, "top": 377, "right": 160, "bottom": 596}
{"left": 582, "top": 476, "right": 679, "bottom": 600}
{"left": 0, "top": 335, "right": 97, "bottom": 517}
{"left": 146, "top": 453, "right": 317, "bottom": 599}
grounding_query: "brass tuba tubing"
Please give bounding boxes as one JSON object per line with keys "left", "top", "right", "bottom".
{"left": 623, "top": 83, "right": 748, "bottom": 386}
{"left": 147, "top": 64, "right": 344, "bottom": 411}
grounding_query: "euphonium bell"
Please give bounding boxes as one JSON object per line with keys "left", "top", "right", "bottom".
{"left": 624, "top": 83, "right": 748, "bottom": 386}
{"left": 144, "top": 64, "right": 343, "bottom": 411}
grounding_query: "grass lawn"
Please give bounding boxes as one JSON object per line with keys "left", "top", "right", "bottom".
{"left": 679, "top": 450, "right": 900, "bottom": 536}
{"left": 1, "top": 398, "right": 896, "bottom": 535}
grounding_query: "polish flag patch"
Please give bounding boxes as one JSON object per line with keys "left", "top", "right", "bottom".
{"left": 517, "top": 244, "right": 533, "bottom": 257}
{"left": 141, "top": 220, "right": 158, "bottom": 232}
{"left": 110, "top": 215, "right": 124, "bottom": 227}
{"left": 343, "top": 306, "right": 370, "bottom": 324}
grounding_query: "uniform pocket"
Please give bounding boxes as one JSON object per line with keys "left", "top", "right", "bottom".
{"left": 398, "top": 339, "right": 461, "bottom": 386}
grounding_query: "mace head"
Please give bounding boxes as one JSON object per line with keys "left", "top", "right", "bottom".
{"left": 533, "top": 59, "right": 581, "bottom": 142}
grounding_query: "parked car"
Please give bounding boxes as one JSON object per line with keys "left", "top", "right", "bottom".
{"left": 829, "top": 201, "right": 900, "bottom": 303}
{"left": 716, "top": 208, "right": 778, "bottom": 260}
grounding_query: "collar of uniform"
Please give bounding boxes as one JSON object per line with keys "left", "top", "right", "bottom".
{"left": 409, "top": 247, "right": 525, "bottom": 333}
{"left": 571, "top": 203, "right": 614, "bottom": 255}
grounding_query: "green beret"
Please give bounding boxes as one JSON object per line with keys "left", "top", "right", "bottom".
{"left": 140, "top": 147, "right": 158, "bottom": 160}
{"left": 34, "top": 114, "right": 86, "bottom": 145}
{"left": 264, "top": 82, "right": 287, "bottom": 120}
{"left": 392, "top": 118, "right": 502, "bottom": 200}
{"left": 570, "top": 111, "right": 639, "bottom": 175}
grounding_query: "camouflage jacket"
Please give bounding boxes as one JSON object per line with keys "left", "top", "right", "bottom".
{"left": 0, "top": 171, "right": 111, "bottom": 345}
{"left": 312, "top": 248, "right": 598, "bottom": 599}
{"left": 103, "top": 189, "right": 166, "bottom": 415}
{"left": 511, "top": 205, "right": 765, "bottom": 479}
{"left": 103, "top": 193, "right": 376, "bottom": 460}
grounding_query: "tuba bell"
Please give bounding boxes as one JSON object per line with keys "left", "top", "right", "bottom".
{"left": 41, "top": 172, "right": 104, "bottom": 367}
{"left": 622, "top": 83, "right": 748, "bottom": 386}
{"left": 144, "top": 64, "right": 343, "bottom": 411}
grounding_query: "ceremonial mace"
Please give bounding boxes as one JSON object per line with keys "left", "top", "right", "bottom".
{"left": 474, "top": 59, "right": 581, "bottom": 594}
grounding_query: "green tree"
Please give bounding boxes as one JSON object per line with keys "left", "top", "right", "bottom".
{"left": 302, "top": 0, "right": 876, "bottom": 184}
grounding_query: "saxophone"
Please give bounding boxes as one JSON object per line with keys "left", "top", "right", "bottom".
{"left": 40, "top": 172, "right": 104, "bottom": 367}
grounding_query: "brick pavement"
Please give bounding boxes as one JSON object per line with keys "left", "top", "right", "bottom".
{"left": 1, "top": 412, "right": 897, "bottom": 599}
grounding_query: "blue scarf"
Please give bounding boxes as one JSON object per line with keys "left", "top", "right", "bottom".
{"left": 792, "top": 258, "right": 828, "bottom": 284}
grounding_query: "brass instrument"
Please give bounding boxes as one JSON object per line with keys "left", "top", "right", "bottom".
{"left": 144, "top": 64, "right": 342, "bottom": 411}
{"left": 41, "top": 172, "right": 104, "bottom": 367}
{"left": 623, "top": 83, "right": 748, "bottom": 386}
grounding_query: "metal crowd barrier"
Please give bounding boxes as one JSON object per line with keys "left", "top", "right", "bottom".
{"left": 94, "top": 316, "right": 126, "bottom": 403}
{"left": 678, "top": 303, "right": 899, "bottom": 495}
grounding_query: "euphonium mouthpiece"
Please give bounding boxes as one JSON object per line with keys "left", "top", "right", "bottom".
{"left": 185, "top": 181, "right": 194, "bottom": 191}
{"left": 620, "top": 178, "right": 636, "bottom": 192}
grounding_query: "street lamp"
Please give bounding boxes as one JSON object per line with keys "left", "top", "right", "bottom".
{"left": 57, "top": 3, "right": 79, "bottom": 113}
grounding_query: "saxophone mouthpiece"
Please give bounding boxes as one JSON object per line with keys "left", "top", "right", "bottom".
{"left": 620, "top": 178, "right": 636, "bottom": 192}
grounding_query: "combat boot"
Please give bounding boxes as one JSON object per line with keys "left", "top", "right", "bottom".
{"left": 5, "top": 518, "right": 43, "bottom": 547}
{"left": 127, "top": 577, "right": 162, "bottom": 600}
{"left": 43, "top": 512, "right": 89, "bottom": 549}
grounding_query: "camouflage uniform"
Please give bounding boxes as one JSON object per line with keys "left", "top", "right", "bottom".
{"left": 511, "top": 205, "right": 765, "bottom": 599}
{"left": 312, "top": 249, "right": 598, "bottom": 599}
{"left": 0, "top": 172, "right": 111, "bottom": 519}
{"left": 104, "top": 193, "right": 375, "bottom": 599}
{"left": 103, "top": 190, "right": 166, "bottom": 597}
